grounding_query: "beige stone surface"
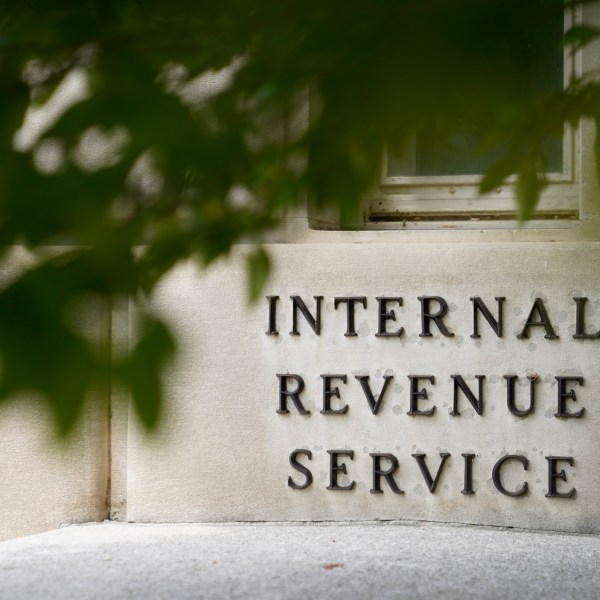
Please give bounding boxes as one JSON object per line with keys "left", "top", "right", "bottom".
{"left": 124, "top": 242, "right": 600, "bottom": 533}
{"left": 0, "top": 248, "right": 110, "bottom": 541}
{"left": 0, "top": 395, "right": 109, "bottom": 541}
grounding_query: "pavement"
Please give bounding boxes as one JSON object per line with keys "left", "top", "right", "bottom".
{"left": 0, "top": 521, "right": 598, "bottom": 599}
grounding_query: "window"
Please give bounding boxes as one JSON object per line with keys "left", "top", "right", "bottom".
{"left": 368, "top": 0, "right": 579, "bottom": 225}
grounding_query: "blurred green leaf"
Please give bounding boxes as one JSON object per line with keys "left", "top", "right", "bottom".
{"left": 0, "top": 259, "right": 107, "bottom": 435}
{"left": 120, "top": 314, "right": 176, "bottom": 429}
{"left": 479, "top": 156, "right": 519, "bottom": 194}
{"left": 594, "top": 115, "right": 600, "bottom": 184}
{"left": 247, "top": 247, "right": 271, "bottom": 303}
{"left": 516, "top": 161, "right": 544, "bottom": 222}
{"left": 563, "top": 25, "right": 600, "bottom": 51}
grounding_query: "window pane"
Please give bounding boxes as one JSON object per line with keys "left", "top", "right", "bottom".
{"left": 388, "top": 0, "right": 564, "bottom": 177}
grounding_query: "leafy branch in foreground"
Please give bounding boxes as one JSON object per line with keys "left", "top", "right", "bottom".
{"left": 0, "top": 0, "right": 598, "bottom": 432}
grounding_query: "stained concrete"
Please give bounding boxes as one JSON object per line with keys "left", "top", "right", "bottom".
{"left": 0, "top": 521, "right": 599, "bottom": 599}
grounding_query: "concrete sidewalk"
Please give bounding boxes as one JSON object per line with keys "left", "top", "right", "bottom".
{"left": 0, "top": 521, "right": 598, "bottom": 599}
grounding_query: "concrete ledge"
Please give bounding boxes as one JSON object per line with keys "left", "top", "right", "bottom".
{"left": 1, "top": 521, "right": 599, "bottom": 599}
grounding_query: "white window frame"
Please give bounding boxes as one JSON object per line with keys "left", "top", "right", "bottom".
{"left": 366, "top": 3, "right": 581, "bottom": 225}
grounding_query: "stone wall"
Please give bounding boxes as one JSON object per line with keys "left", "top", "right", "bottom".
{"left": 4, "top": 237, "right": 600, "bottom": 538}
{"left": 121, "top": 241, "right": 600, "bottom": 534}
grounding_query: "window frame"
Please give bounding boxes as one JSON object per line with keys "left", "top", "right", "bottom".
{"left": 366, "top": 3, "right": 581, "bottom": 225}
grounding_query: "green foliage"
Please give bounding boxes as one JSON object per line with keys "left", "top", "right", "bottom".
{"left": 563, "top": 24, "right": 600, "bottom": 51}
{"left": 247, "top": 247, "right": 271, "bottom": 304}
{"left": 0, "top": 0, "right": 598, "bottom": 432}
{"left": 115, "top": 315, "right": 175, "bottom": 429}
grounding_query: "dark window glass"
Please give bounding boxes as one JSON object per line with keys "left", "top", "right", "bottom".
{"left": 388, "top": 0, "right": 564, "bottom": 177}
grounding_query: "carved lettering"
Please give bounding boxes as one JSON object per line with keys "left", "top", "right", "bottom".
{"left": 370, "top": 453, "right": 404, "bottom": 494}
{"left": 418, "top": 296, "right": 455, "bottom": 338}
{"left": 327, "top": 450, "right": 355, "bottom": 491}
{"left": 334, "top": 296, "right": 367, "bottom": 337}
{"left": 407, "top": 375, "right": 436, "bottom": 416}
{"left": 290, "top": 295, "right": 322, "bottom": 335}
{"left": 545, "top": 456, "right": 575, "bottom": 498}
{"left": 355, "top": 375, "right": 393, "bottom": 415}
{"left": 288, "top": 450, "right": 313, "bottom": 489}
{"left": 450, "top": 375, "right": 485, "bottom": 416}
{"left": 276, "top": 374, "right": 309, "bottom": 415}
{"left": 492, "top": 455, "right": 529, "bottom": 497}
{"left": 375, "top": 297, "right": 404, "bottom": 337}
{"left": 470, "top": 296, "right": 505, "bottom": 338}
{"left": 321, "top": 375, "right": 348, "bottom": 414}
{"left": 517, "top": 298, "right": 558, "bottom": 340}
{"left": 505, "top": 375, "right": 535, "bottom": 417}
{"left": 412, "top": 453, "right": 450, "bottom": 493}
